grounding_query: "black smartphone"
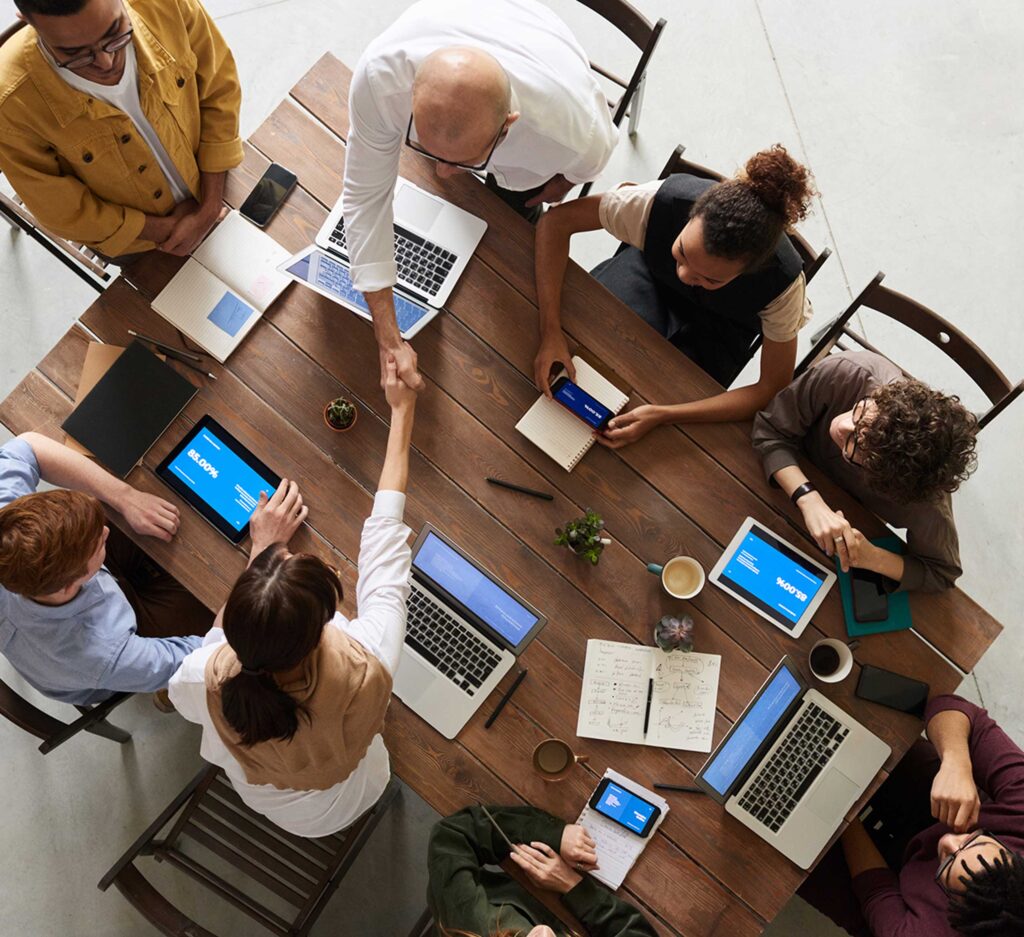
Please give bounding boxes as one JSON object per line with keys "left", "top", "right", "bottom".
{"left": 239, "top": 163, "right": 297, "bottom": 228}
{"left": 851, "top": 567, "right": 889, "bottom": 622}
{"left": 589, "top": 778, "right": 661, "bottom": 838}
{"left": 550, "top": 376, "right": 613, "bottom": 431}
{"left": 855, "top": 664, "right": 929, "bottom": 717}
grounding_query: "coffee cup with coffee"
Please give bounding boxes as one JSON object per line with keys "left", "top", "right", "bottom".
{"left": 808, "top": 638, "right": 855, "bottom": 683}
{"left": 647, "top": 556, "right": 704, "bottom": 600}
{"left": 532, "top": 738, "right": 588, "bottom": 782}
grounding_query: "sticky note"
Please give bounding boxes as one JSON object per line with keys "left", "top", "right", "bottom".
{"left": 207, "top": 292, "right": 254, "bottom": 337}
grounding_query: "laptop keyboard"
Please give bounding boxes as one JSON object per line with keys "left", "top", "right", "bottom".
{"left": 737, "top": 702, "right": 850, "bottom": 833}
{"left": 329, "top": 217, "right": 456, "bottom": 298}
{"left": 405, "top": 584, "right": 502, "bottom": 695}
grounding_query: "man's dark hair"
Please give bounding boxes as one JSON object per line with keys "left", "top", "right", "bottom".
{"left": 13, "top": 0, "right": 90, "bottom": 17}
{"left": 949, "top": 849, "right": 1024, "bottom": 936}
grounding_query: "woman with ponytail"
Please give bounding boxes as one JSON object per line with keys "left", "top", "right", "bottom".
{"left": 533, "top": 145, "right": 817, "bottom": 445}
{"left": 169, "top": 356, "right": 418, "bottom": 836}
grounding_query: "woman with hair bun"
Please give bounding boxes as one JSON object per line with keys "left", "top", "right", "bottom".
{"left": 169, "top": 356, "right": 417, "bottom": 836}
{"left": 533, "top": 145, "right": 817, "bottom": 446}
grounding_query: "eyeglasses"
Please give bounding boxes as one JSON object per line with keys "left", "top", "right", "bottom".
{"left": 50, "top": 28, "right": 134, "bottom": 71}
{"left": 842, "top": 397, "right": 871, "bottom": 465}
{"left": 404, "top": 114, "right": 507, "bottom": 172}
{"left": 935, "top": 830, "right": 1014, "bottom": 896}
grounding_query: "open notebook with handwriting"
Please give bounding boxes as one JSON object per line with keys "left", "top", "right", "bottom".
{"left": 576, "top": 640, "right": 721, "bottom": 753}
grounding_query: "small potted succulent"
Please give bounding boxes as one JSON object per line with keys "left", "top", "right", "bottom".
{"left": 324, "top": 396, "right": 358, "bottom": 432}
{"left": 654, "top": 614, "right": 695, "bottom": 653}
{"left": 554, "top": 509, "right": 610, "bottom": 566}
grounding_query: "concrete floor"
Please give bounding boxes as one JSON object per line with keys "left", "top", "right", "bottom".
{"left": 0, "top": 0, "right": 1020, "bottom": 934}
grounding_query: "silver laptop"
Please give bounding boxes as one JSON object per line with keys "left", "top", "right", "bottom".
{"left": 695, "top": 657, "right": 890, "bottom": 869}
{"left": 316, "top": 177, "right": 487, "bottom": 308}
{"left": 394, "top": 524, "right": 546, "bottom": 740}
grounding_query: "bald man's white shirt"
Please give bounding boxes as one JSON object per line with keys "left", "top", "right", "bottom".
{"left": 343, "top": 0, "right": 618, "bottom": 293}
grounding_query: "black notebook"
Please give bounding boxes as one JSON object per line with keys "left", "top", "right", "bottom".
{"left": 61, "top": 341, "right": 198, "bottom": 478}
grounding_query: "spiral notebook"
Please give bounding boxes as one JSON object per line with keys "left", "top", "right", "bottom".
{"left": 515, "top": 356, "right": 629, "bottom": 471}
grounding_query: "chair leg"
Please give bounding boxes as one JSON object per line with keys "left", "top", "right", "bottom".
{"left": 407, "top": 907, "right": 433, "bottom": 937}
{"left": 628, "top": 74, "right": 647, "bottom": 137}
{"left": 83, "top": 718, "right": 132, "bottom": 745}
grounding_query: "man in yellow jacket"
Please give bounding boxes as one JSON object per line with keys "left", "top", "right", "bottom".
{"left": 0, "top": 0, "right": 242, "bottom": 258}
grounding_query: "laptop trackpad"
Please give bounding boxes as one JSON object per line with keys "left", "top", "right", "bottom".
{"left": 395, "top": 185, "right": 444, "bottom": 233}
{"left": 806, "top": 770, "right": 859, "bottom": 822}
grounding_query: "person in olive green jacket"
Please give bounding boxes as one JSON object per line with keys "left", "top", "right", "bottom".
{"left": 0, "top": 0, "right": 242, "bottom": 258}
{"left": 427, "top": 805, "right": 657, "bottom": 937}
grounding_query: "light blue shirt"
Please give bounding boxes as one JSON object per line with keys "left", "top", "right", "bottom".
{"left": 0, "top": 439, "right": 201, "bottom": 704}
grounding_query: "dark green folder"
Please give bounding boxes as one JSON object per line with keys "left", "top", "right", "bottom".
{"left": 835, "top": 535, "right": 913, "bottom": 637}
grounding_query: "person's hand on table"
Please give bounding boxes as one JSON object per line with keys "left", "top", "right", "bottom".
{"left": 383, "top": 354, "right": 418, "bottom": 415}
{"left": 159, "top": 201, "right": 226, "bottom": 257}
{"left": 525, "top": 174, "right": 575, "bottom": 209}
{"left": 596, "top": 405, "right": 665, "bottom": 449}
{"left": 559, "top": 824, "right": 599, "bottom": 872}
{"left": 379, "top": 341, "right": 424, "bottom": 394}
{"left": 534, "top": 331, "right": 575, "bottom": 397}
{"left": 798, "top": 494, "right": 857, "bottom": 563}
{"left": 118, "top": 488, "right": 180, "bottom": 542}
{"left": 249, "top": 479, "right": 307, "bottom": 556}
{"left": 931, "top": 754, "right": 981, "bottom": 833}
{"left": 509, "top": 841, "right": 583, "bottom": 894}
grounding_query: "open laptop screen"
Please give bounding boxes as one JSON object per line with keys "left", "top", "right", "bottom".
{"left": 413, "top": 532, "right": 539, "bottom": 649}
{"left": 700, "top": 664, "right": 803, "bottom": 798}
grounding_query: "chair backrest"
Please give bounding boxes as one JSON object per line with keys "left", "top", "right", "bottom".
{"left": 796, "top": 272, "right": 1023, "bottom": 430}
{"left": 0, "top": 20, "right": 28, "bottom": 48}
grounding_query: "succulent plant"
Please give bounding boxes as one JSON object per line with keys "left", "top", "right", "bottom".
{"left": 554, "top": 509, "right": 607, "bottom": 565}
{"left": 325, "top": 396, "right": 357, "bottom": 430}
{"left": 654, "top": 614, "right": 695, "bottom": 653}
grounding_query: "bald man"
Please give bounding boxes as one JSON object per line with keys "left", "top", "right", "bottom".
{"left": 343, "top": 0, "right": 618, "bottom": 390}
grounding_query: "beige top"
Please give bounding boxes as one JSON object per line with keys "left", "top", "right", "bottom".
{"left": 598, "top": 181, "right": 812, "bottom": 343}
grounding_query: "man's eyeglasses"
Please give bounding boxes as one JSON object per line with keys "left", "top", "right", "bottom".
{"left": 842, "top": 397, "right": 871, "bottom": 465}
{"left": 935, "top": 830, "right": 1014, "bottom": 896}
{"left": 404, "top": 114, "right": 507, "bottom": 172}
{"left": 51, "top": 28, "right": 134, "bottom": 71}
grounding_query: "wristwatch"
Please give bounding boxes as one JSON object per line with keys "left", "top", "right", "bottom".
{"left": 790, "top": 481, "right": 817, "bottom": 506}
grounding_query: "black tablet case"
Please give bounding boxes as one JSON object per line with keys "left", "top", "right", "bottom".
{"left": 61, "top": 341, "right": 197, "bottom": 478}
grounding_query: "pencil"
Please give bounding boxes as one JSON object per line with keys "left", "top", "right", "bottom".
{"left": 485, "top": 477, "right": 554, "bottom": 501}
{"left": 168, "top": 356, "right": 217, "bottom": 381}
{"left": 653, "top": 784, "right": 703, "bottom": 793}
{"left": 128, "top": 329, "right": 205, "bottom": 362}
{"left": 484, "top": 669, "right": 528, "bottom": 729}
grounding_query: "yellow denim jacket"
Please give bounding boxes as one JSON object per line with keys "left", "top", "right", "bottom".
{"left": 0, "top": 0, "right": 242, "bottom": 256}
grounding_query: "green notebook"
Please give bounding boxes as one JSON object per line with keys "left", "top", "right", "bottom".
{"left": 835, "top": 535, "right": 913, "bottom": 637}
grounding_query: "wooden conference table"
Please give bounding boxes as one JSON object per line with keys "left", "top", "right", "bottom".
{"left": 0, "top": 55, "right": 1004, "bottom": 936}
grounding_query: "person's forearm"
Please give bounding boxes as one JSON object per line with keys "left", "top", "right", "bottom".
{"left": 378, "top": 407, "right": 414, "bottom": 493}
{"left": 198, "top": 170, "right": 226, "bottom": 217}
{"left": 140, "top": 211, "right": 175, "bottom": 244}
{"left": 21, "top": 432, "right": 134, "bottom": 514}
{"left": 534, "top": 213, "right": 572, "bottom": 339}
{"left": 862, "top": 546, "right": 905, "bottom": 582}
{"left": 661, "top": 381, "right": 786, "bottom": 425}
{"left": 773, "top": 464, "right": 813, "bottom": 498}
{"left": 927, "top": 710, "right": 973, "bottom": 766}
{"left": 841, "top": 819, "right": 888, "bottom": 877}
{"left": 366, "top": 288, "right": 402, "bottom": 354}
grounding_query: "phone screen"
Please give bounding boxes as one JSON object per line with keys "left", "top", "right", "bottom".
{"left": 240, "top": 163, "right": 297, "bottom": 227}
{"left": 551, "top": 377, "right": 613, "bottom": 430}
{"left": 851, "top": 568, "right": 889, "bottom": 622}
{"left": 589, "top": 779, "right": 660, "bottom": 837}
{"left": 856, "top": 665, "right": 929, "bottom": 717}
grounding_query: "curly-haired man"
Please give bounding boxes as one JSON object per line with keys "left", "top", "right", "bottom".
{"left": 751, "top": 350, "right": 979, "bottom": 592}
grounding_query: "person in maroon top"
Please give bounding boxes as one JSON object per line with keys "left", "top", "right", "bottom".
{"left": 799, "top": 695, "right": 1024, "bottom": 936}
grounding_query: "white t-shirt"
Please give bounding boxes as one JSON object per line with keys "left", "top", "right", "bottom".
{"left": 169, "top": 491, "right": 412, "bottom": 838}
{"left": 43, "top": 41, "right": 192, "bottom": 203}
{"left": 343, "top": 0, "right": 619, "bottom": 292}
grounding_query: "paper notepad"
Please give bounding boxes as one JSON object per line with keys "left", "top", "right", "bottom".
{"left": 577, "top": 770, "right": 669, "bottom": 890}
{"left": 151, "top": 211, "right": 290, "bottom": 362}
{"left": 577, "top": 640, "right": 721, "bottom": 753}
{"left": 515, "top": 356, "right": 629, "bottom": 471}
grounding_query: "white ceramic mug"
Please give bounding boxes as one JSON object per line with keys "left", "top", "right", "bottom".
{"left": 808, "top": 638, "right": 855, "bottom": 683}
{"left": 647, "top": 556, "right": 705, "bottom": 600}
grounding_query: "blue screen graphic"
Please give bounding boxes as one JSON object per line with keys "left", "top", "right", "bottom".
{"left": 413, "top": 533, "right": 538, "bottom": 648}
{"left": 286, "top": 251, "right": 429, "bottom": 334}
{"left": 721, "top": 531, "right": 825, "bottom": 627}
{"left": 166, "top": 427, "right": 276, "bottom": 532}
{"left": 595, "top": 781, "right": 656, "bottom": 834}
{"left": 553, "top": 379, "right": 612, "bottom": 430}
{"left": 702, "top": 667, "right": 802, "bottom": 795}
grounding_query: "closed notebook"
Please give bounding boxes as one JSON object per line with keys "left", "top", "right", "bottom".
{"left": 836, "top": 536, "right": 913, "bottom": 636}
{"left": 515, "top": 356, "right": 629, "bottom": 471}
{"left": 151, "top": 210, "right": 290, "bottom": 362}
{"left": 61, "top": 341, "right": 197, "bottom": 478}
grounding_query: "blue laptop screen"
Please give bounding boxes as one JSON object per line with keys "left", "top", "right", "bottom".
{"left": 413, "top": 532, "right": 539, "bottom": 648}
{"left": 702, "top": 666, "right": 803, "bottom": 796}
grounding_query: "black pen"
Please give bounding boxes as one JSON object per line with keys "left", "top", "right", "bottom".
{"left": 642, "top": 677, "right": 653, "bottom": 737}
{"left": 128, "top": 329, "right": 205, "bottom": 362}
{"left": 484, "top": 669, "right": 528, "bottom": 729}
{"left": 486, "top": 477, "right": 554, "bottom": 501}
{"left": 653, "top": 784, "right": 702, "bottom": 793}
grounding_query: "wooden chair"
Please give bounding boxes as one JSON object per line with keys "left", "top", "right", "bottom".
{"left": 99, "top": 766, "right": 401, "bottom": 937}
{"left": 0, "top": 676, "right": 132, "bottom": 754}
{"left": 797, "top": 272, "right": 1023, "bottom": 430}
{"left": 576, "top": 0, "right": 667, "bottom": 196}
{"left": 0, "top": 20, "right": 114, "bottom": 291}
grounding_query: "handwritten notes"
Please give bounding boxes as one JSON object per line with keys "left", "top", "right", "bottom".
{"left": 577, "top": 640, "right": 721, "bottom": 752}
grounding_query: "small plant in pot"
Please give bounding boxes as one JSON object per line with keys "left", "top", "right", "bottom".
{"left": 654, "top": 614, "right": 695, "bottom": 652}
{"left": 324, "top": 396, "right": 358, "bottom": 432}
{"left": 554, "top": 509, "right": 608, "bottom": 566}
